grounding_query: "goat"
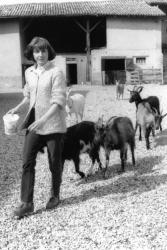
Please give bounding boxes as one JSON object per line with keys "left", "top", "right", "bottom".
{"left": 66, "top": 87, "right": 85, "bottom": 123}
{"left": 128, "top": 86, "right": 166, "bottom": 141}
{"left": 116, "top": 80, "right": 124, "bottom": 100}
{"left": 93, "top": 116, "right": 135, "bottom": 178}
{"left": 136, "top": 102, "right": 167, "bottom": 149}
{"left": 62, "top": 121, "right": 102, "bottom": 178}
{"left": 128, "top": 85, "right": 161, "bottom": 130}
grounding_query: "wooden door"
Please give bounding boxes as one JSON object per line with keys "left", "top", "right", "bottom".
{"left": 77, "top": 56, "right": 87, "bottom": 85}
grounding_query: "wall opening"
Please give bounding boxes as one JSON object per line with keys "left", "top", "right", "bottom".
{"left": 101, "top": 58, "right": 126, "bottom": 85}
{"left": 66, "top": 63, "right": 77, "bottom": 86}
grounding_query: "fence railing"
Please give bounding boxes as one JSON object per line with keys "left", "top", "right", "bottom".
{"left": 127, "top": 69, "right": 163, "bottom": 85}
{"left": 102, "top": 69, "right": 163, "bottom": 85}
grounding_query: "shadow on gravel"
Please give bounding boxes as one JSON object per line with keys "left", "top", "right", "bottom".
{"left": 61, "top": 172, "right": 167, "bottom": 208}
{"left": 17, "top": 169, "right": 167, "bottom": 218}
{"left": 59, "top": 153, "right": 167, "bottom": 207}
{"left": 77, "top": 154, "right": 164, "bottom": 185}
{"left": 154, "top": 129, "right": 167, "bottom": 147}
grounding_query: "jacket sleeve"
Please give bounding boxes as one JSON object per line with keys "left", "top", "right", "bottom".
{"left": 50, "top": 69, "right": 66, "bottom": 107}
{"left": 23, "top": 69, "right": 30, "bottom": 100}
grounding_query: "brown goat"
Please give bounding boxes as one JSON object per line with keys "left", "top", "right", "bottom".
{"left": 93, "top": 116, "right": 135, "bottom": 178}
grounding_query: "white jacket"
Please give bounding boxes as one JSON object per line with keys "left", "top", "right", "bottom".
{"left": 22, "top": 61, "right": 67, "bottom": 135}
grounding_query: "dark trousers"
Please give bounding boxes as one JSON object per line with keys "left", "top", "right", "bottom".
{"left": 21, "top": 131, "right": 64, "bottom": 203}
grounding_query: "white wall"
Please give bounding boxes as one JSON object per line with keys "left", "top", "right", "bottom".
{"left": 107, "top": 17, "right": 161, "bottom": 51}
{"left": 91, "top": 17, "right": 163, "bottom": 84}
{"left": 0, "top": 20, "right": 22, "bottom": 90}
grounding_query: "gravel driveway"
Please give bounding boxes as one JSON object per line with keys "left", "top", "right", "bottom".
{"left": 1, "top": 84, "right": 167, "bottom": 250}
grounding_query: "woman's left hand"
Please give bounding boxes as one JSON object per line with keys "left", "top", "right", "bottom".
{"left": 28, "top": 119, "right": 45, "bottom": 132}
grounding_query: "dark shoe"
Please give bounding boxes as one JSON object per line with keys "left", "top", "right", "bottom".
{"left": 14, "top": 202, "right": 34, "bottom": 217}
{"left": 46, "top": 196, "right": 59, "bottom": 210}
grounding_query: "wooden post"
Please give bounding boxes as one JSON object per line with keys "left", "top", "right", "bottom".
{"left": 74, "top": 18, "right": 102, "bottom": 84}
{"left": 86, "top": 19, "right": 91, "bottom": 83}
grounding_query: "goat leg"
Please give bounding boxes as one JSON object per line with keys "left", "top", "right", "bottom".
{"left": 152, "top": 126, "right": 155, "bottom": 137}
{"left": 73, "top": 156, "right": 85, "bottom": 178}
{"left": 139, "top": 126, "right": 142, "bottom": 141}
{"left": 135, "top": 123, "right": 142, "bottom": 141}
{"left": 160, "top": 124, "right": 162, "bottom": 132}
{"left": 145, "top": 127, "right": 152, "bottom": 150}
{"left": 119, "top": 147, "right": 127, "bottom": 173}
{"left": 103, "top": 150, "right": 110, "bottom": 179}
{"left": 130, "top": 145, "right": 136, "bottom": 167}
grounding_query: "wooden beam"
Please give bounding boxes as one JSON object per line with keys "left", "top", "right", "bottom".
{"left": 74, "top": 18, "right": 104, "bottom": 83}
{"left": 90, "top": 20, "right": 102, "bottom": 33}
{"left": 74, "top": 19, "right": 87, "bottom": 33}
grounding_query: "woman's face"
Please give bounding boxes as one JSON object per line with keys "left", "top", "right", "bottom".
{"left": 33, "top": 47, "right": 49, "bottom": 66}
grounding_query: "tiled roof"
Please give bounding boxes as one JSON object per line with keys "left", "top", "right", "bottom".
{"left": 0, "top": 0, "right": 164, "bottom": 18}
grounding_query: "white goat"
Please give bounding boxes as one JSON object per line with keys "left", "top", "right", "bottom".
{"left": 66, "top": 87, "right": 85, "bottom": 123}
{"left": 116, "top": 80, "right": 124, "bottom": 100}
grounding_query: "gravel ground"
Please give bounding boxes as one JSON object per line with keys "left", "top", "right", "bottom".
{"left": 0, "top": 84, "right": 167, "bottom": 250}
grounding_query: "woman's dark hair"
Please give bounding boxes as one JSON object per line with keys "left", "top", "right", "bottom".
{"left": 24, "top": 37, "right": 56, "bottom": 61}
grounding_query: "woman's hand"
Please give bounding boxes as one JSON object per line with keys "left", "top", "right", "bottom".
{"left": 7, "top": 97, "right": 29, "bottom": 115}
{"left": 7, "top": 107, "right": 20, "bottom": 115}
{"left": 28, "top": 118, "right": 45, "bottom": 132}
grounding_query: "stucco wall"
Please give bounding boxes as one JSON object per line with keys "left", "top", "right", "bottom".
{"left": 0, "top": 20, "right": 22, "bottom": 91}
{"left": 91, "top": 17, "right": 163, "bottom": 85}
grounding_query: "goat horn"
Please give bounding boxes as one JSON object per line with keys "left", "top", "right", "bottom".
{"left": 162, "top": 113, "right": 167, "bottom": 119}
{"left": 136, "top": 86, "right": 143, "bottom": 93}
{"left": 133, "top": 85, "right": 137, "bottom": 91}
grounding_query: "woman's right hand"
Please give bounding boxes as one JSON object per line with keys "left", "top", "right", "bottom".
{"left": 7, "top": 107, "right": 19, "bottom": 115}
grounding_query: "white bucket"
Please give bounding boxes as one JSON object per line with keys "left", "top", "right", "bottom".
{"left": 3, "top": 114, "right": 20, "bottom": 135}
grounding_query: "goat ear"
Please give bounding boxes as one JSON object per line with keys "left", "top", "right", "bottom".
{"left": 152, "top": 107, "right": 158, "bottom": 115}
{"left": 96, "top": 117, "right": 104, "bottom": 129}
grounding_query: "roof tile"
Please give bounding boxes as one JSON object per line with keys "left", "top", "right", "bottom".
{"left": 0, "top": 0, "right": 164, "bottom": 17}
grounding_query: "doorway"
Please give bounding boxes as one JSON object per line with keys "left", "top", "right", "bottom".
{"left": 101, "top": 58, "right": 126, "bottom": 85}
{"left": 66, "top": 63, "right": 77, "bottom": 86}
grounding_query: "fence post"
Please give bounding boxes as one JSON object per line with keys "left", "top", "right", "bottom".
{"left": 161, "top": 67, "right": 164, "bottom": 85}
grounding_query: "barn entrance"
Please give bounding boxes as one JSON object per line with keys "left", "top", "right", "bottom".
{"left": 21, "top": 16, "right": 106, "bottom": 85}
{"left": 101, "top": 58, "right": 126, "bottom": 85}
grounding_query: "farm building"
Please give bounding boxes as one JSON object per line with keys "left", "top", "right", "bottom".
{"left": 147, "top": 0, "right": 167, "bottom": 84}
{"left": 0, "top": 0, "right": 165, "bottom": 91}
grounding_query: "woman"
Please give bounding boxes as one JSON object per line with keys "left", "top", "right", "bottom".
{"left": 8, "top": 37, "right": 67, "bottom": 217}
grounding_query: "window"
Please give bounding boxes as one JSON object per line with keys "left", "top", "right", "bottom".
{"left": 136, "top": 57, "right": 146, "bottom": 64}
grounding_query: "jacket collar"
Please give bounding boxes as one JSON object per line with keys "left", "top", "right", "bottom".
{"left": 30, "top": 61, "right": 52, "bottom": 73}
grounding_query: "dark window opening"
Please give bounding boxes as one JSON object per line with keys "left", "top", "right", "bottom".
{"left": 102, "top": 59, "right": 125, "bottom": 71}
{"left": 101, "top": 58, "right": 126, "bottom": 85}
